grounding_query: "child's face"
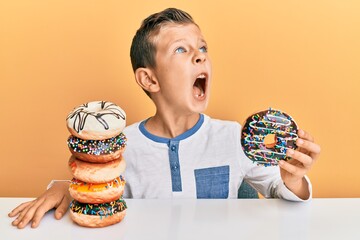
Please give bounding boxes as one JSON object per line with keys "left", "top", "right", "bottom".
{"left": 151, "top": 23, "right": 212, "bottom": 115}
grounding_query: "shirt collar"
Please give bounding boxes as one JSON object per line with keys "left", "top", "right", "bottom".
{"left": 139, "top": 114, "right": 204, "bottom": 143}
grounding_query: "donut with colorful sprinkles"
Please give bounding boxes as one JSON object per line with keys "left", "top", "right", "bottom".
{"left": 69, "top": 198, "right": 127, "bottom": 228}
{"left": 67, "top": 132, "right": 127, "bottom": 163}
{"left": 241, "top": 108, "right": 298, "bottom": 166}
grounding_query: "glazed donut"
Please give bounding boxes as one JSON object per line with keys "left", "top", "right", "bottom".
{"left": 241, "top": 108, "right": 298, "bottom": 166}
{"left": 69, "top": 176, "right": 126, "bottom": 204}
{"left": 66, "top": 101, "right": 126, "bottom": 140}
{"left": 68, "top": 155, "right": 126, "bottom": 183}
{"left": 69, "top": 198, "right": 127, "bottom": 228}
{"left": 67, "top": 132, "right": 127, "bottom": 163}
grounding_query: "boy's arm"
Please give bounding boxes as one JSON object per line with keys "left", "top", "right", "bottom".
{"left": 244, "top": 129, "right": 320, "bottom": 201}
{"left": 244, "top": 165, "right": 312, "bottom": 201}
{"left": 8, "top": 181, "right": 71, "bottom": 229}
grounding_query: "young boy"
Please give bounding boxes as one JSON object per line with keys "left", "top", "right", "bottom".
{"left": 9, "top": 8, "right": 320, "bottom": 228}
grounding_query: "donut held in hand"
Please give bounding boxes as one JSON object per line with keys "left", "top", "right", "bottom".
{"left": 67, "top": 101, "right": 126, "bottom": 140}
{"left": 69, "top": 176, "right": 126, "bottom": 204}
{"left": 69, "top": 198, "right": 127, "bottom": 228}
{"left": 68, "top": 156, "right": 126, "bottom": 183}
{"left": 67, "top": 132, "right": 127, "bottom": 163}
{"left": 241, "top": 108, "right": 298, "bottom": 166}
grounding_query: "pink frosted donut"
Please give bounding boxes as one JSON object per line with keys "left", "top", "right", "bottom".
{"left": 68, "top": 156, "right": 126, "bottom": 183}
{"left": 69, "top": 176, "right": 126, "bottom": 204}
{"left": 66, "top": 101, "right": 126, "bottom": 140}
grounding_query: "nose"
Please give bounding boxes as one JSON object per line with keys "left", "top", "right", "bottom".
{"left": 193, "top": 51, "right": 206, "bottom": 64}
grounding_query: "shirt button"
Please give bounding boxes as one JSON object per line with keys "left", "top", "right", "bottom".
{"left": 171, "top": 145, "right": 176, "bottom": 151}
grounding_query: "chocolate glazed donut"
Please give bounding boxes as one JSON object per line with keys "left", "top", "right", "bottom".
{"left": 241, "top": 108, "right": 298, "bottom": 166}
{"left": 67, "top": 132, "right": 127, "bottom": 163}
{"left": 69, "top": 198, "right": 127, "bottom": 228}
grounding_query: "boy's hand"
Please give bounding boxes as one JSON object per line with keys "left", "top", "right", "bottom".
{"left": 278, "top": 129, "right": 321, "bottom": 200}
{"left": 8, "top": 181, "right": 71, "bottom": 229}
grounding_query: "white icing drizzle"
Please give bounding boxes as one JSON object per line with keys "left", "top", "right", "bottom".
{"left": 244, "top": 110, "right": 298, "bottom": 164}
{"left": 66, "top": 101, "right": 126, "bottom": 139}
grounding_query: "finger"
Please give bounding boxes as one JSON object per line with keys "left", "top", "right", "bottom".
{"left": 296, "top": 138, "right": 321, "bottom": 156}
{"left": 54, "top": 196, "right": 70, "bottom": 220}
{"left": 12, "top": 201, "right": 36, "bottom": 226}
{"left": 298, "top": 129, "right": 314, "bottom": 142}
{"left": 31, "top": 197, "right": 61, "bottom": 228}
{"left": 287, "top": 148, "right": 313, "bottom": 168}
{"left": 15, "top": 198, "right": 45, "bottom": 229}
{"left": 8, "top": 201, "right": 33, "bottom": 218}
{"left": 279, "top": 160, "right": 306, "bottom": 177}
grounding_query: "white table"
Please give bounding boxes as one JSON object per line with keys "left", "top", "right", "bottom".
{"left": 2, "top": 198, "right": 359, "bottom": 240}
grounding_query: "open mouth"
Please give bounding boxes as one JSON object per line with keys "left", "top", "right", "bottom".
{"left": 193, "top": 73, "right": 207, "bottom": 99}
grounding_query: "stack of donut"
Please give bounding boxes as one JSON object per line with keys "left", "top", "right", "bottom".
{"left": 66, "top": 101, "right": 127, "bottom": 228}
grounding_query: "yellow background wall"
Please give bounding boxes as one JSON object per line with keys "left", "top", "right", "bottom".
{"left": 1, "top": 0, "right": 359, "bottom": 198}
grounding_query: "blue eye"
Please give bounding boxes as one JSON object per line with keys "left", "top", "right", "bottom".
{"left": 199, "top": 46, "right": 208, "bottom": 53}
{"left": 175, "top": 47, "right": 186, "bottom": 53}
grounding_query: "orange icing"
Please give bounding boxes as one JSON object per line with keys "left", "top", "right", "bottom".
{"left": 70, "top": 177, "right": 125, "bottom": 192}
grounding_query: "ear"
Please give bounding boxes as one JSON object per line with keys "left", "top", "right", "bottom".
{"left": 134, "top": 68, "right": 160, "bottom": 93}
